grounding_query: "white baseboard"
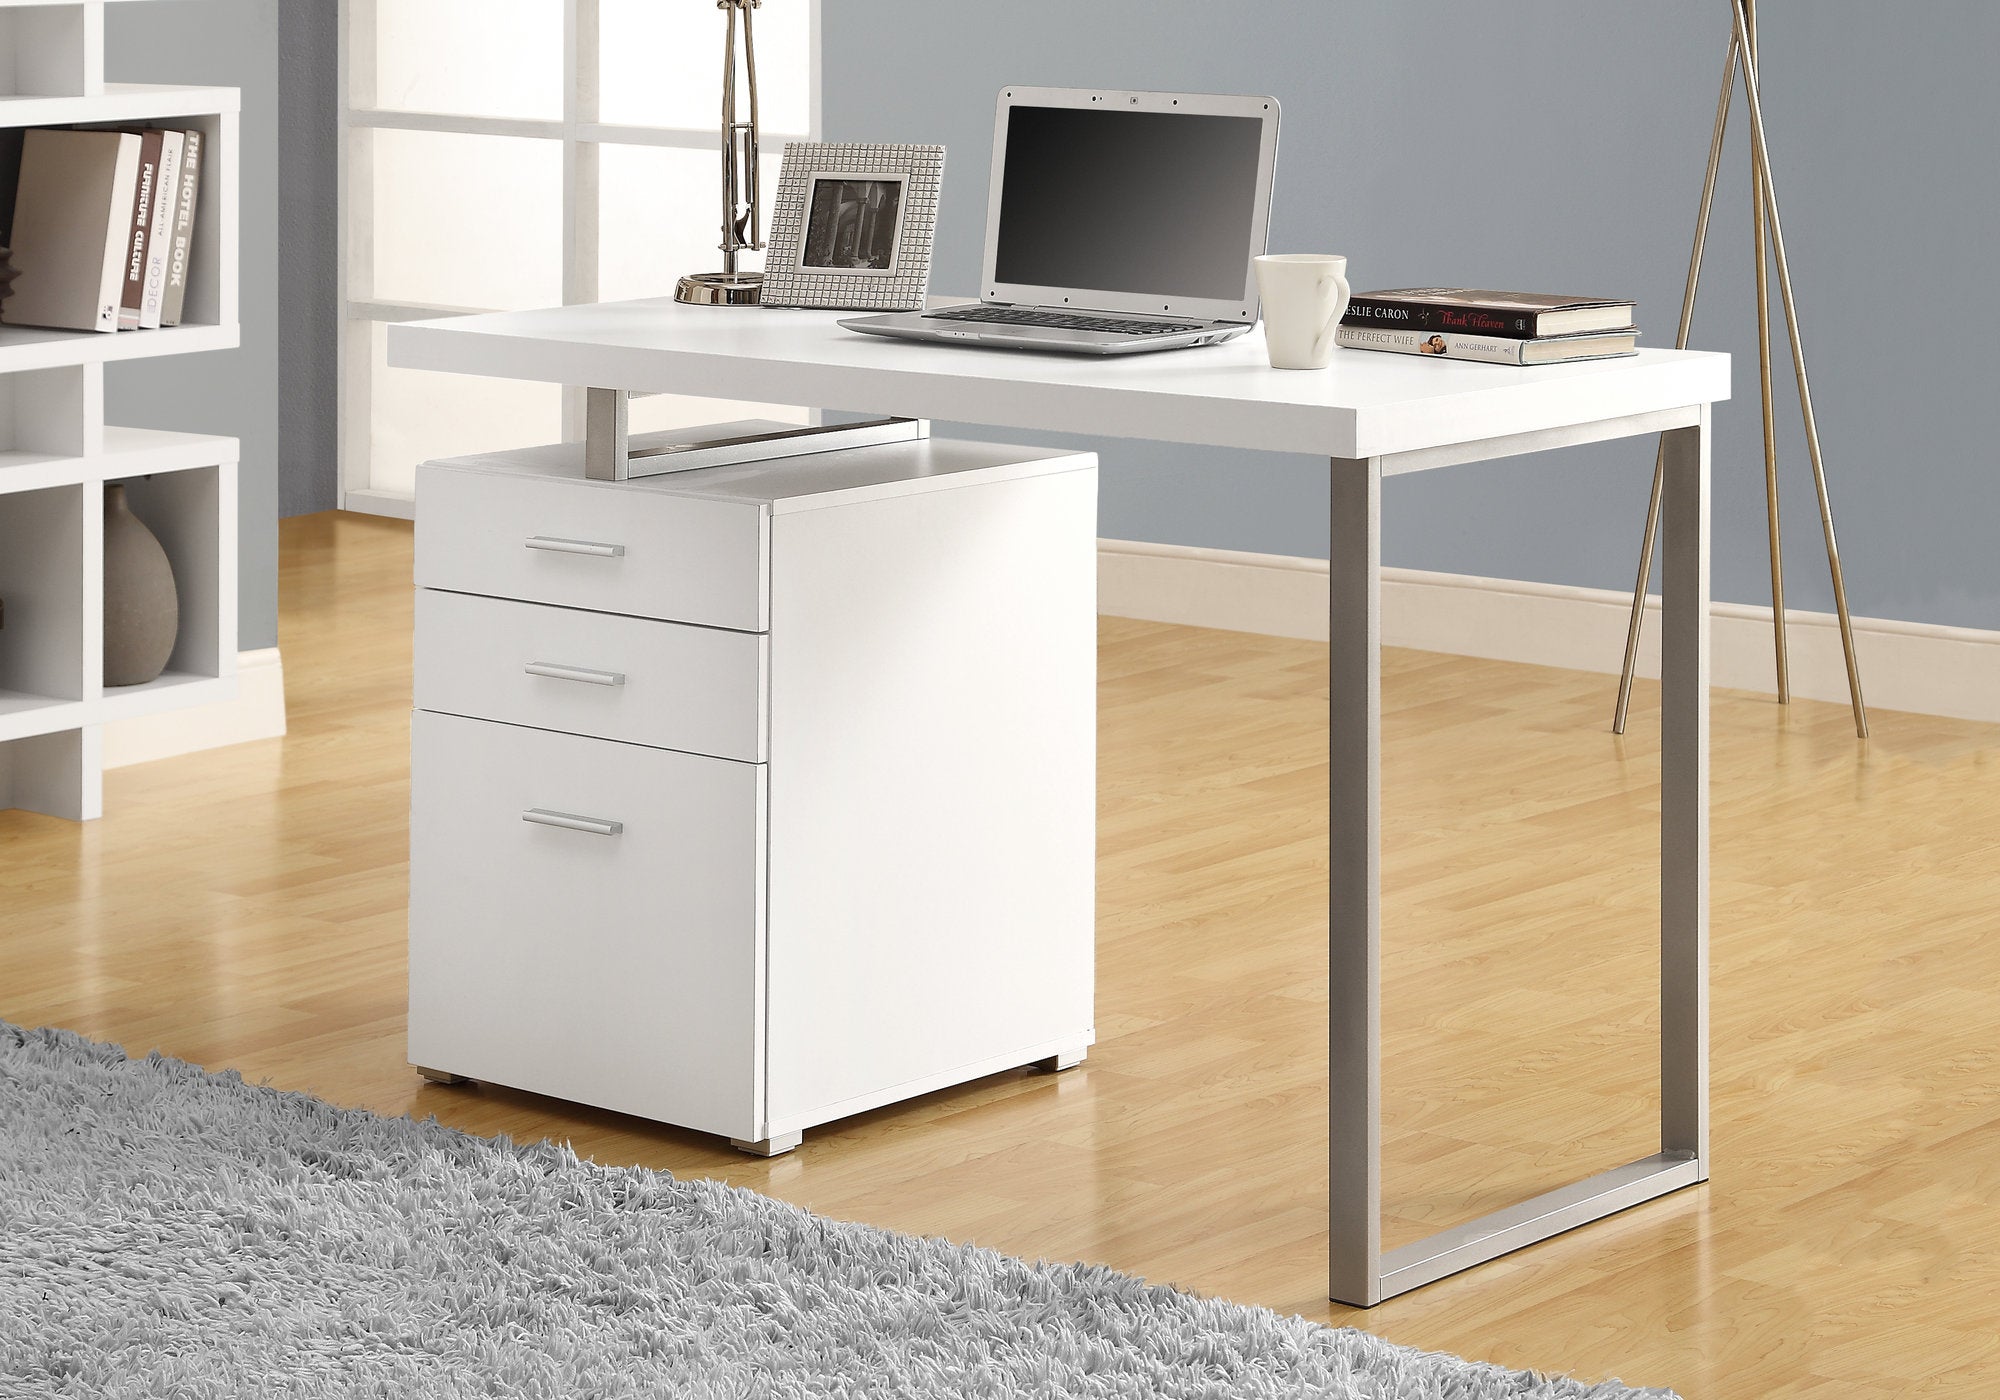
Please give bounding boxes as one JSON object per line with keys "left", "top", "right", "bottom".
{"left": 1098, "top": 540, "right": 2000, "bottom": 725}
{"left": 340, "top": 488, "right": 415, "bottom": 521}
{"left": 102, "top": 647, "right": 288, "bottom": 769}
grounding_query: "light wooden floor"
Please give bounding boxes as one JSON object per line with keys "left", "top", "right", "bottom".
{"left": 5, "top": 510, "right": 1997, "bottom": 1397}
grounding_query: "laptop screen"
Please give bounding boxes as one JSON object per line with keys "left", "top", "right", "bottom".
{"left": 993, "top": 105, "right": 1266, "bottom": 303}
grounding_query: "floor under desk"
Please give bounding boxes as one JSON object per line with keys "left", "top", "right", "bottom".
{"left": 3, "top": 509, "right": 1996, "bottom": 1397}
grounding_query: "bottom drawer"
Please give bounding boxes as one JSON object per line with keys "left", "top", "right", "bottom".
{"left": 407, "top": 711, "right": 765, "bottom": 1139}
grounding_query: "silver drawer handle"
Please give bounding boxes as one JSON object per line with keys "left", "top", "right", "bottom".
{"left": 523, "top": 808, "right": 624, "bottom": 837}
{"left": 524, "top": 535, "right": 625, "bottom": 558}
{"left": 524, "top": 660, "right": 626, "bottom": 687}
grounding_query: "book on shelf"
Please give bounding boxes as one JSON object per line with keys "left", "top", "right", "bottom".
{"left": 1, "top": 128, "right": 143, "bottom": 334}
{"left": 1336, "top": 324, "right": 1639, "bottom": 365}
{"left": 0, "top": 130, "right": 22, "bottom": 242}
{"left": 1343, "top": 288, "right": 1635, "bottom": 339}
{"left": 139, "top": 130, "right": 184, "bottom": 330}
{"left": 160, "top": 128, "right": 203, "bottom": 327}
{"left": 118, "top": 129, "right": 165, "bottom": 332}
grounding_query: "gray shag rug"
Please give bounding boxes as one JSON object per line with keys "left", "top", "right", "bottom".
{"left": 0, "top": 1022, "right": 1677, "bottom": 1399}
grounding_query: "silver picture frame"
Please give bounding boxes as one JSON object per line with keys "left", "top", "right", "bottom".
{"left": 762, "top": 142, "right": 945, "bottom": 311}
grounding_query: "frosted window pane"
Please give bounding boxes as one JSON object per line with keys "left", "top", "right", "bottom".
{"left": 599, "top": 0, "right": 812, "bottom": 136}
{"left": 599, "top": 145, "right": 785, "bottom": 302}
{"left": 363, "top": 130, "right": 563, "bottom": 311}
{"left": 365, "top": 323, "right": 562, "bottom": 496}
{"left": 602, "top": 146, "right": 806, "bottom": 433}
{"left": 370, "top": 0, "right": 563, "bottom": 121}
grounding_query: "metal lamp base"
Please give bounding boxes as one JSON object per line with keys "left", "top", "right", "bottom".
{"left": 675, "top": 271, "right": 764, "bottom": 306}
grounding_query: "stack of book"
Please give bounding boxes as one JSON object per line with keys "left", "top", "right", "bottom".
{"left": 1, "top": 126, "right": 207, "bottom": 334}
{"left": 1336, "top": 288, "right": 1638, "bottom": 365}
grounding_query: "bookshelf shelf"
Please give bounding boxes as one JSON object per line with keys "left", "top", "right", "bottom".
{"left": 0, "top": 321, "right": 239, "bottom": 373}
{"left": 0, "top": 427, "right": 238, "bottom": 492}
{"left": 0, "top": 29, "right": 238, "bottom": 821}
{"left": 0, "top": 82, "right": 236, "bottom": 127}
{"left": 0, "top": 692, "right": 85, "bottom": 744}
{"left": 0, "top": 448, "right": 79, "bottom": 493}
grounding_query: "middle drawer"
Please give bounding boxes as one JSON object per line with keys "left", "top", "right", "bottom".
{"left": 416, "top": 589, "right": 768, "bottom": 762}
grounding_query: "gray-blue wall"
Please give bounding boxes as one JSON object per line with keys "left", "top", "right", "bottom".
{"left": 105, "top": 1, "right": 280, "bottom": 651}
{"left": 278, "top": 0, "right": 339, "bottom": 523}
{"left": 824, "top": 1, "right": 2000, "bottom": 631}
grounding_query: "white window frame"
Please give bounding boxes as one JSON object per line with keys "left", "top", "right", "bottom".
{"left": 336, "top": 0, "right": 823, "bottom": 518}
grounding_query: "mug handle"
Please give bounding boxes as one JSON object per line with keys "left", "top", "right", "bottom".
{"left": 1309, "top": 268, "right": 1353, "bottom": 363}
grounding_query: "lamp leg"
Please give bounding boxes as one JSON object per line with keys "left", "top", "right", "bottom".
{"left": 1615, "top": 32, "right": 1738, "bottom": 734}
{"left": 1746, "top": 0, "right": 1790, "bottom": 704}
{"left": 1730, "top": 0, "right": 1869, "bottom": 737}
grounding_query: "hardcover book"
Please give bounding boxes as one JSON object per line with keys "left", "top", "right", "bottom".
{"left": 1343, "top": 288, "right": 1635, "bottom": 339}
{"left": 1, "top": 128, "right": 142, "bottom": 334}
{"left": 118, "top": 129, "right": 165, "bottom": 331}
{"left": 0, "top": 129, "right": 24, "bottom": 242}
{"left": 160, "top": 128, "right": 203, "bottom": 327}
{"left": 1337, "top": 324, "right": 1639, "bottom": 365}
{"left": 139, "top": 130, "right": 184, "bottom": 329}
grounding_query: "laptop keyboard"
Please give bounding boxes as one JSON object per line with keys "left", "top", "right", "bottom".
{"left": 928, "top": 305, "right": 1204, "bottom": 336}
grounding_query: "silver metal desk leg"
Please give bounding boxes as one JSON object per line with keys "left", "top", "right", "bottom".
{"left": 1660, "top": 410, "right": 1712, "bottom": 1167}
{"left": 1327, "top": 415, "right": 1710, "bottom": 1307}
{"left": 1327, "top": 455, "right": 1384, "bottom": 1308}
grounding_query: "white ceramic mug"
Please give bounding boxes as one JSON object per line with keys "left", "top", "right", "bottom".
{"left": 1254, "top": 254, "right": 1351, "bottom": 370}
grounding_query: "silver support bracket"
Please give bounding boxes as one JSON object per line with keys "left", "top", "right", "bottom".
{"left": 582, "top": 388, "right": 928, "bottom": 482}
{"left": 584, "top": 386, "right": 629, "bottom": 482}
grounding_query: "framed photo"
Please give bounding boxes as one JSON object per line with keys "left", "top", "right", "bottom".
{"left": 762, "top": 142, "right": 945, "bottom": 311}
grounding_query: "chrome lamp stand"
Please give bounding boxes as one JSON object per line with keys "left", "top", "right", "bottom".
{"left": 1615, "top": 0, "right": 1867, "bottom": 738}
{"left": 676, "top": 0, "right": 765, "bottom": 306}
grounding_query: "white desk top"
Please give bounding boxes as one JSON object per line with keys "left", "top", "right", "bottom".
{"left": 390, "top": 299, "right": 1729, "bottom": 461}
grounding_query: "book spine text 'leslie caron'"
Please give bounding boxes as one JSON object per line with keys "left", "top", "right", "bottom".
{"left": 1343, "top": 296, "right": 1544, "bottom": 337}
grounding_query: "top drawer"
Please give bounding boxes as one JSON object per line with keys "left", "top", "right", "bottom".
{"left": 417, "top": 463, "right": 768, "bottom": 632}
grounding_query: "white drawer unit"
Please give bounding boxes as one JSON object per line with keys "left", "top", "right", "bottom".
{"left": 408, "top": 712, "right": 765, "bottom": 1139}
{"left": 417, "top": 456, "right": 768, "bottom": 631}
{"left": 409, "top": 434, "right": 1099, "bottom": 1155}
{"left": 415, "top": 590, "right": 768, "bottom": 762}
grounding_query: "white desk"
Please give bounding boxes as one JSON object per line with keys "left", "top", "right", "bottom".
{"left": 391, "top": 300, "right": 1730, "bottom": 1307}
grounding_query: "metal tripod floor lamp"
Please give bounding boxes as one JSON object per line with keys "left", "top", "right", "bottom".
{"left": 1615, "top": 0, "right": 1868, "bottom": 738}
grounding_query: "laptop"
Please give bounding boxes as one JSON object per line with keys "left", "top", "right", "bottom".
{"left": 842, "top": 87, "right": 1280, "bottom": 355}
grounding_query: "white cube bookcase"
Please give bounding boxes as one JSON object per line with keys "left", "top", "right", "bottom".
{"left": 0, "top": 2, "right": 239, "bottom": 819}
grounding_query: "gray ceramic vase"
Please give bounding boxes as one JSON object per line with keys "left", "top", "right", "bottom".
{"left": 102, "top": 483, "right": 179, "bottom": 687}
